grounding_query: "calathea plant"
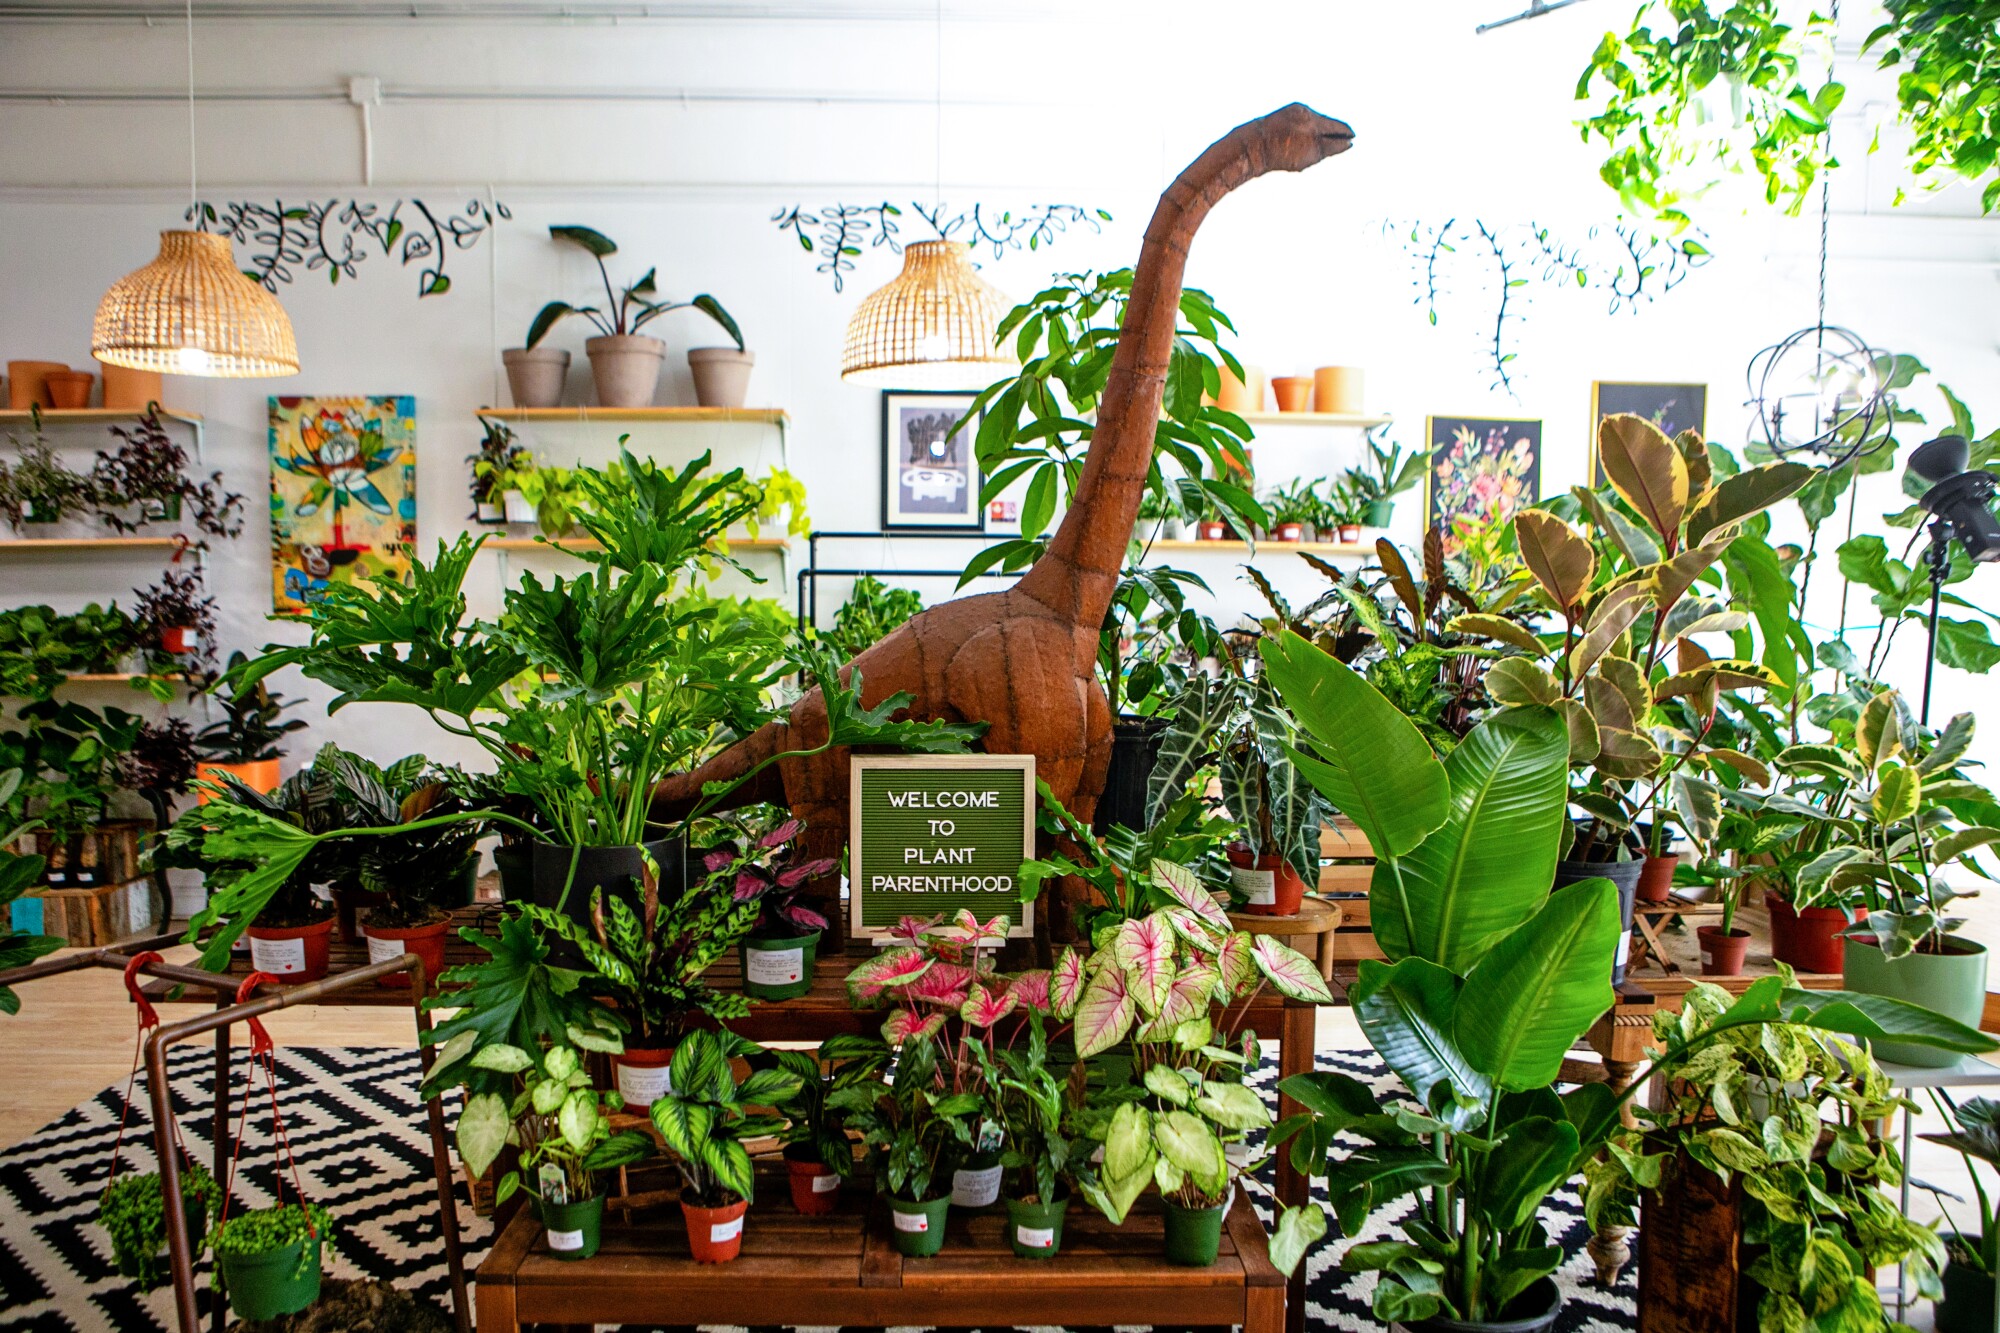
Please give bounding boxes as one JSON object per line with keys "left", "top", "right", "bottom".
{"left": 648, "top": 1030, "right": 802, "bottom": 1207}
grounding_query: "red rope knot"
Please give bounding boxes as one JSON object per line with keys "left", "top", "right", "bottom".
{"left": 122, "top": 950, "right": 163, "bottom": 1031}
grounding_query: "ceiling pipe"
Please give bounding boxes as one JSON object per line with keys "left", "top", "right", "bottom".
{"left": 0, "top": 1, "right": 1059, "bottom": 22}
{"left": 0, "top": 83, "right": 1063, "bottom": 109}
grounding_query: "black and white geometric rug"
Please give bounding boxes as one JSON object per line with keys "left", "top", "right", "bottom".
{"left": 0, "top": 1046, "right": 1637, "bottom": 1332}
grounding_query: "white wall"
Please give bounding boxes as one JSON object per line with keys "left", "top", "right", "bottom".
{"left": 2, "top": 1, "right": 1998, "bottom": 888}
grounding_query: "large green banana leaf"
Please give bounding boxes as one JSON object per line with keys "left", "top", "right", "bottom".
{"left": 1453, "top": 880, "right": 1621, "bottom": 1091}
{"left": 1350, "top": 956, "right": 1489, "bottom": 1111}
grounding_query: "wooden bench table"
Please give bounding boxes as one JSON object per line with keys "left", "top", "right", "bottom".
{"left": 475, "top": 1168, "right": 1286, "bottom": 1333}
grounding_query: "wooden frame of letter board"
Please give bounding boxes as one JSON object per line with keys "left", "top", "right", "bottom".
{"left": 848, "top": 753, "right": 1036, "bottom": 941}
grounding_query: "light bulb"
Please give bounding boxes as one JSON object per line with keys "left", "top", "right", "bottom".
{"left": 174, "top": 345, "right": 213, "bottom": 375}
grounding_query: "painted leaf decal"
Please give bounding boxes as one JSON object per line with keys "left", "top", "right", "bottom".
{"left": 1513, "top": 509, "right": 1597, "bottom": 613}
{"left": 1598, "top": 413, "right": 1690, "bottom": 547}
{"left": 1074, "top": 965, "right": 1138, "bottom": 1058}
{"left": 1250, "top": 935, "right": 1334, "bottom": 1003}
{"left": 1113, "top": 913, "right": 1175, "bottom": 1016}
{"left": 1049, "top": 947, "right": 1087, "bottom": 1018}
{"left": 1153, "top": 859, "right": 1231, "bottom": 931}
{"left": 959, "top": 982, "right": 1019, "bottom": 1028}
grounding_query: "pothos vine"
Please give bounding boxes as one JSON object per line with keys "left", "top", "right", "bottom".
{"left": 771, "top": 201, "right": 1109, "bottom": 291}
{"left": 188, "top": 196, "right": 511, "bottom": 298}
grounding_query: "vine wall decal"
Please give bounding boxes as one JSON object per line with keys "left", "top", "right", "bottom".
{"left": 1383, "top": 217, "right": 1711, "bottom": 395}
{"left": 772, "top": 201, "right": 1110, "bottom": 291}
{"left": 188, "top": 196, "right": 511, "bottom": 298}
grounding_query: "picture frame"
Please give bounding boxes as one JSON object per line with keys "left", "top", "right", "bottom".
{"left": 1424, "top": 414, "right": 1542, "bottom": 545}
{"left": 848, "top": 753, "right": 1037, "bottom": 941}
{"left": 881, "top": 390, "right": 985, "bottom": 531}
{"left": 1589, "top": 381, "right": 1707, "bottom": 485}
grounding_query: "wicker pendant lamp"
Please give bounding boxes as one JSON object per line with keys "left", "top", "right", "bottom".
{"left": 91, "top": 0, "right": 298, "bottom": 379}
{"left": 839, "top": 240, "right": 1014, "bottom": 388}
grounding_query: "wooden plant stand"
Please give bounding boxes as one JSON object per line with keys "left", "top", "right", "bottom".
{"left": 1626, "top": 895, "right": 1725, "bottom": 977}
{"left": 476, "top": 1166, "right": 1284, "bottom": 1333}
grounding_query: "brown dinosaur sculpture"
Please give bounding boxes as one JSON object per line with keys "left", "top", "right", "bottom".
{"left": 655, "top": 103, "right": 1355, "bottom": 930}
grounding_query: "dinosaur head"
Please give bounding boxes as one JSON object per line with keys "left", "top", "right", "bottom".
{"left": 1259, "top": 102, "right": 1356, "bottom": 173}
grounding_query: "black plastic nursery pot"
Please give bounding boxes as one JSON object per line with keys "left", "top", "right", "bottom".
{"left": 530, "top": 837, "right": 683, "bottom": 965}
{"left": 541, "top": 1194, "right": 605, "bottom": 1262}
{"left": 1162, "top": 1198, "right": 1226, "bottom": 1266}
{"left": 1093, "top": 714, "right": 1169, "bottom": 835}
{"left": 888, "top": 1194, "right": 950, "bottom": 1257}
{"left": 218, "top": 1233, "right": 323, "bottom": 1322}
{"left": 493, "top": 843, "right": 534, "bottom": 902}
{"left": 1553, "top": 856, "right": 1641, "bottom": 984}
{"left": 1936, "top": 1235, "right": 1996, "bottom": 1333}
{"left": 1004, "top": 1195, "right": 1069, "bottom": 1259}
{"left": 739, "top": 929, "right": 821, "bottom": 1000}
{"left": 1394, "top": 1277, "right": 1561, "bottom": 1332}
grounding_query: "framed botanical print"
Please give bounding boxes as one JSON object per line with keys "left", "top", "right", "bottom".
{"left": 881, "top": 390, "right": 984, "bottom": 531}
{"left": 1426, "top": 415, "right": 1541, "bottom": 550}
{"left": 1589, "top": 381, "right": 1707, "bottom": 485}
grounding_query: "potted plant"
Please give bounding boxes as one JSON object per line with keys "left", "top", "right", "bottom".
{"left": 1921, "top": 1095, "right": 2000, "bottom": 1333}
{"left": 720, "top": 816, "right": 836, "bottom": 1001}
{"left": 0, "top": 771, "right": 60, "bottom": 1012}
{"left": 208, "top": 1202, "right": 333, "bottom": 1322}
{"left": 193, "top": 653, "right": 306, "bottom": 799}
{"left": 0, "top": 427, "right": 97, "bottom": 527}
{"left": 355, "top": 766, "right": 487, "bottom": 987}
{"left": 501, "top": 317, "right": 572, "bottom": 410}
{"left": 100, "top": 1162, "right": 223, "bottom": 1287}
{"left": 823, "top": 573, "right": 924, "bottom": 660}
{"left": 1262, "top": 477, "right": 1320, "bottom": 543}
{"left": 772, "top": 1036, "right": 885, "bottom": 1215}
{"left": 648, "top": 1029, "right": 803, "bottom": 1262}
{"left": 986, "top": 1012, "right": 1096, "bottom": 1259}
{"left": 132, "top": 565, "right": 214, "bottom": 666}
{"left": 1136, "top": 484, "right": 1186, "bottom": 541}
{"left": 529, "top": 225, "right": 746, "bottom": 409}
{"left": 93, "top": 409, "right": 244, "bottom": 539}
{"left": 482, "top": 1042, "right": 653, "bottom": 1262}
{"left": 1194, "top": 491, "right": 1231, "bottom": 542}
{"left": 468, "top": 418, "right": 527, "bottom": 523}
{"left": 1342, "top": 431, "right": 1425, "bottom": 528}
{"left": 1091, "top": 562, "right": 1221, "bottom": 836}
{"left": 829, "top": 1018, "right": 980, "bottom": 1257}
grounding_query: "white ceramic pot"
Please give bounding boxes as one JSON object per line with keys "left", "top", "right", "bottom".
{"left": 687, "top": 347, "right": 755, "bottom": 409}
{"left": 585, "top": 335, "right": 666, "bottom": 408}
{"left": 503, "top": 489, "right": 536, "bottom": 524}
{"left": 501, "top": 347, "right": 569, "bottom": 409}
{"left": 475, "top": 501, "right": 505, "bottom": 524}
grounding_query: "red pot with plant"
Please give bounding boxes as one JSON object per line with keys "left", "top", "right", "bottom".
{"left": 612, "top": 1045, "right": 675, "bottom": 1109}
{"left": 1197, "top": 520, "right": 1229, "bottom": 541}
{"left": 1636, "top": 853, "right": 1679, "bottom": 903}
{"left": 245, "top": 913, "right": 337, "bottom": 982}
{"left": 649, "top": 1030, "right": 804, "bottom": 1265}
{"left": 1698, "top": 925, "right": 1750, "bottom": 976}
{"left": 1273, "top": 522, "right": 1304, "bottom": 543}
{"left": 1225, "top": 844, "right": 1305, "bottom": 917}
{"left": 1769, "top": 895, "right": 1863, "bottom": 975}
{"left": 159, "top": 625, "right": 197, "bottom": 655}
{"left": 360, "top": 910, "right": 452, "bottom": 988}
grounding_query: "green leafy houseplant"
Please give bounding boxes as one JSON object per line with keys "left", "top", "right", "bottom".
{"left": 1, "top": 700, "right": 143, "bottom": 878}
{"left": 527, "top": 225, "right": 742, "bottom": 350}
{"left": 467, "top": 417, "right": 527, "bottom": 519}
{"left": 0, "top": 774, "right": 62, "bottom": 1008}
{"left": 92, "top": 409, "right": 244, "bottom": 541}
{"left": 469, "top": 1042, "right": 652, "bottom": 1213}
{"left": 194, "top": 653, "right": 307, "bottom": 766}
{"left": 99, "top": 1161, "right": 223, "bottom": 1288}
{"left": 773, "top": 1035, "right": 889, "bottom": 1188}
{"left": 1920, "top": 1094, "right": 2000, "bottom": 1324}
{"left": 981, "top": 1011, "right": 1098, "bottom": 1219}
{"left": 823, "top": 574, "right": 923, "bottom": 660}
{"left": 484, "top": 453, "right": 587, "bottom": 537}
{"left": 1343, "top": 433, "right": 1427, "bottom": 525}
{"left": 0, "top": 428, "right": 99, "bottom": 525}
{"left": 1865, "top": 0, "right": 2000, "bottom": 212}
{"left": 1262, "top": 477, "right": 1324, "bottom": 535}
{"left": 648, "top": 1029, "right": 802, "bottom": 1208}
{"left": 0, "top": 602, "right": 145, "bottom": 698}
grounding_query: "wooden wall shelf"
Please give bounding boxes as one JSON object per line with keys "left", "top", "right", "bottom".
{"left": 0, "top": 408, "right": 202, "bottom": 427}
{"left": 1148, "top": 539, "right": 1371, "bottom": 556}
{"left": 476, "top": 407, "right": 788, "bottom": 426}
{"left": 0, "top": 536, "right": 181, "bottom": 551}
{"left": 1237, "top": 411, "right": 1391, "bottom": 429}
{"left": 482, "top": 535, "right": 792, "bottom": 552}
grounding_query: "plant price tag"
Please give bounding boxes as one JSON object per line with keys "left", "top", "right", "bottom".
{"left": 249, "top": 935, "right": 306, "bottom": 975}
{"left": 893, "top": 1209, "right": 930, "bottom": 1233}
{"left": 1015, "top": 1225, "right": 1056, "bottom": 1249}
{"left": 745, "top": 946, "right": 805, "bottom": 986}
{"left": 710, "top": 1215, "right": 744, "bottom": 1242}
{"left": 616, "top": 1062, "right": 674, "bottom": 1107}
{"left": 951, "top": 1164, "right": 1003, "bottom": 1207}
{"left": 546, "top": 1227, "right": 584, "bottom": 1252}
{"left": 366, "top": 933, "right": 406, "bottom": 967}
{"left": 1230, "top": 865, "right": 1276, "bottom": 906}
{"left": 811, "top": 1172, "right": 840, "bottom": 1193}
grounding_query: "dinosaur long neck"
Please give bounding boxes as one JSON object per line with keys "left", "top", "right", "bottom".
{"left": 1015, "top": 107, "right": 1338, "bottom": 630}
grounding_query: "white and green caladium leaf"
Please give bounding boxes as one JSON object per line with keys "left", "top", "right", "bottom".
{"left": 565, "top": 1022, "right": 624, "bottom": 1055}
{"left": 456, "top": 1090, "right": 512, "bottom": 1179}
{"left": 1074, "top": 964, "right": 1138, "bottom": 1058}
{"left": 470, "top": 1041, "right": 533, "bottom": 1073}
{"left": 1453, "top": 880, "right": 1621, "bottom": 1092}
{"left": 531, "top": 1078, "right": 568, "bottom": 1116}
{"left": 1261, "top": 629, "right": 1450, "bottom": 860}
{"left": 1249, "top": 935, "right": 1335, "bottom": 1003}
{"left": 430, "top": 1029, "right": 479, "bottom": 1082}
{"left": 1153, "top": 859, "right": 1232, "bottom": 932}
{"left": 1156, "top": 1109, "right": 1227, "bottom": 1197}
{"left": 542, "top": 1045, "right": 580, "bottom": 1081}
{"left": 1350, "top": 956, "right": 1490, "bottom": 1112}
{"left": 1378, "top": 706, "right": 1569, "bottom": 971}
{"left": 1155, "top": 964, "right": 1219, "bottom": 1031}
{"left": 1049, "top": 947, "right": 1086, "bottom": 1018}
{"left": 1144, "top": 1063, "right": 1195, "bottom": 1106}
{"left": 1195, "top": 1080, "right": 1271, "bottom": 1132}
{"left": 1113, "top": 913, "right": 1176, "bottom": 1016}
{"left": 557, "top": 1087, "right": 598, "bottom": 1153}
{"left": 1214, "top": 932, "right": 1258, "bottom": 994}
{"left": 1268, "top": 1204, "right": 1329, "bottom": 1278}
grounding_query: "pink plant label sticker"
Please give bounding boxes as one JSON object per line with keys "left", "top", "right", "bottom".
{"left": 811, "top": 1173, "right": 840, "bottom": 1193}
{"left": 710, "top": 1215, "right": 744, "bottom": 1242}
{"left": 546, "top": 1227, "right": 584, "bottom": 1252}
{"left": 1231, "top": 865, "right": 1276, "bottom": 905}
{"left": 893, "top": 1209, "right": 930, "bottom": 1233}
{"left": 1015, "top": 1225, "right": 1056, "bottom": 1249}
{"left": 745, "top": 946, "right": 805, "bottom": 986}
{"left": 249, "top": 935, "right": 306, "bottom": 975}
{"left": 616, "top": 1061, "right": 674, "bottom": 1107}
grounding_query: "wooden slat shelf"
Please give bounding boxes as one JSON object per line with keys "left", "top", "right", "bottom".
{"left": 482, "top": 535, "right": 792, "bottom": 552}
{"left": 0, "top": 536, "right": 182, "bottom": 551}
{"left": 1149, "top": 539, "right": 1371, "bottom": 556}
{"left": 0, "top": 408, "right": 202, "bottom": 427}
{"left": 61, "top": 672, "right": 185, "bottom": 684}
{"left": 476, "top": 407, "right": 788, "bottom": 425}
{"left": 1237, "top": 410, "right": 1391, "bottom": 429}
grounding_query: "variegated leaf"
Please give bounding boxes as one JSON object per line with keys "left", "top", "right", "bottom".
{"left": 1249, "top": 935, "right": 1334, "bottom": 1003}
{"left": 1049, "top": 947, "right": 1087, "bottom": 1018}
{"left": 1074, "top": 966, "right": 1137, "bottom": 1058}
{"left": 1113, "top": 913, "right": 1176, "bottom": 1016}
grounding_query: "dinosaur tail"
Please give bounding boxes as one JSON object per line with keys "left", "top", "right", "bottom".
{"left": 1016, "top": 103, "right": 1354, "bottom": 629}
{"left": 649, "top": 718, "right": 790, "bottom": 821}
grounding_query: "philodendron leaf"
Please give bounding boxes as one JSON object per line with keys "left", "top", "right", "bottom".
{"left": 456, "top": 1091, "right": 511, "bottom": 1179}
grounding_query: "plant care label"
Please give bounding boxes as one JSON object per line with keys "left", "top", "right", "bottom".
{"left": 745, "top": 945, "right": 805, "bottom": 986}
{"left": 1617, "top": 930, "right": 1632, "bottom": 967}
{"left": 366, "top": 933, "right": 407, "bottom": 966}
{"left": 539, "top": 1165, "right": 567, "bottom": 1203}
{"left": 616, "top": 1061, "right": 673, "bottom": 1107}
{"left": 249, "top": 935, "right": 306, "bottom": 975}
{"left": 951, "top": 1164, "right": 1003, "bottom": 1207}
{"left": 893, "top": 1208, "right": 930, "bottom": 1233}
{"left": 546, "top": 1227, "right": 584, "bottom": 1252}
{"left": 709, "top": 1215, "right": 744, "bottom": 1243}
{"left": 850, "top": 755, "right": 1037, "bottom": 940}
{"left": 1014, "top": 1225, "right": 1056, "bottom": 1249}
{"left": 1230, "top": 865, "right": 1277, "bottom": 906}
{"left": 811, "top": 1172, "right": 839, "bottom": 1194}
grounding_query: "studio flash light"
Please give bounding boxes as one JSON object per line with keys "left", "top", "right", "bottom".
{"left": 1910, "top": 434, "right": 2000, "bottom": 565}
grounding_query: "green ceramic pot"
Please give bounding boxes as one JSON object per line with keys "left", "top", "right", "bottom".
{"left": 218, "top": 1234, "right": 322, "bottom": 1322}
{"left": 1163, "top": 1199, "right": 1226, "bottom": 1266}
{"left": 1364, "top": 499, "right": 1395, "bottom": 527}
{"left": 541, "top": 1193, "right": 605, "bottom": 1262}
{"left": 1843, "top": 935, "right": 1989, "bottom": 1068}
{"left": 740, "top": 929, "right": 820, "bottom": 1001}
{"left": 887, "top": 1194, "right": 950, "bottom": 1257}
{"left": 1004, "top": 1195, "right": 1069, "bottom": 1259}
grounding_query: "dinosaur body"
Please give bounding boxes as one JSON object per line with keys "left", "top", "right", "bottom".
{"left": 655, "top": 104, "right": 1355, "bottom": 930}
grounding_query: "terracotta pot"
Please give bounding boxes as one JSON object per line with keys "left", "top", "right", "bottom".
{"left": 197, "top": 758, "right": 282, "bottom": 803}
{"left": 585, "top": 334, "right": 666, "bottom": 408}
{"left": 6, "top": 361, "right": 66, "bottom": 410}
{"left": 45, "top": 371, "right": 94, "bottom": 409}
{"left": 787, "top": 1152, "right": 841, "bottom": 1215}
{"left": 502, "top": 347, "right": 570, "bottom": 408}
{"left": 682, "top": 1197, "right": 748, "bottom": 1263}
{"left": 360, "top": 912, "right": 451, "bottom": 988}
{"left": 1311, "top": 365, "right": 1365, "bottom": 414}
{"left": 1213, "top": 363, "right": 1265, "bottom": 412}
{"left": 1227, "top": 846, "right": 1306, "bottom": 916}
{"left": 1274, "top": 522, "right": 1304, "bottom": 542}
{"left": 1767, "top": 896, "right": 1860, "bottom": 975}
{"left": 1635, "top": 852, "right": 1679, "bottom": 903}
{"left": 1697, "top": 926, "right": 1750, "bottom": 976}
{"left": 1336, "top": 523, "right": 1362, "bottom": 543}
{"left": 158, "top": 624, "right": 197, "bottom": 656}
{"left": 246, "top": 915, "right": 336, "bottom": 981}
{"left": 332, "top": 881, "right": 386, "bottom": 945}
{"left": 612, "top": 1045, "right": 675, "bottom": 1108}
{"left": 687, "top": 347, "right": 755, "bottom": 408}
{"left": 1197, "top": 521, "right": 1229, "bottom": 541}
{"left": 1270, "top": 376, "right": 1313, "bottom": 412}
{"left": 99, "top": 361, "right": 164, "bottom": 411}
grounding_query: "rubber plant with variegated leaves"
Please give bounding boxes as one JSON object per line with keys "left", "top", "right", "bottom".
{"left": 1451, "top": 412, "right": 1809, "bottom": 861}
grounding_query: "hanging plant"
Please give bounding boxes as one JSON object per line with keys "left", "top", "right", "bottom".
{"left": 1575, "top": 0, "right": 1843, "bottom": 225}
{"left": 1865, "top": 0, "right": 2000, "bottom": 211}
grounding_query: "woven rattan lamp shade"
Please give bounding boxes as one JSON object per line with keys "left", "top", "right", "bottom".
{"left": 93, "top": 230, "right": 299, "bottom": 378}
{"left": 840, "top": 239, "right": 1015, "bottom": 388}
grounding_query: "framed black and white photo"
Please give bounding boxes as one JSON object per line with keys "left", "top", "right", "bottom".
{"left": 881, "top": 390, "right": 984, "bottom": 531}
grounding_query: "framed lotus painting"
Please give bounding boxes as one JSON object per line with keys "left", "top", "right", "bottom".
{"left": 1426, "top": 415, "right": 1541, "bottom": 550}
{"left": 1589, "top": 381, "right": 1706, "bottom": 485}
{"left": 882, "top": 390, "right": 984, "bottom": 531}
{"left": 268, "top": 395, "right": 417, "bottom": 614}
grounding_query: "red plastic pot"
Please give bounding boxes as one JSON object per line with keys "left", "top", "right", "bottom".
{"left": 1197, "top": 521, "right": 1229, "bottom": 541}
{"left": 613, "top": 1046, "right": 675, "bottom": 1109}
{"left": 1698, "top": 926, "right": 1751, "bottom": 977}
{"left": 360, "top": 913, "right": 451, "bottom": 988}
{"left": 1636, "top": 853, "right": 1679, "bottom": 904}
{"left": 246, "top": 916, "right": 336, "bottom": 981}
{"left": 158, "top": 624, "right": 196, "bottom": 655}
{"left": 1227, "top": 846, "right": 1305, "bottom": 917}
{"left": 1768, "top": 896, "right": 1861, "bottom": 975}
{"left": 1273, "top": 522, "right": 1304, "bottom": 543}
{"left": 787, "top": 1155, "right": 841, "bottom": 1215}
{"left": 682, "top": 1197, "right": 748, "bottom": 1263}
